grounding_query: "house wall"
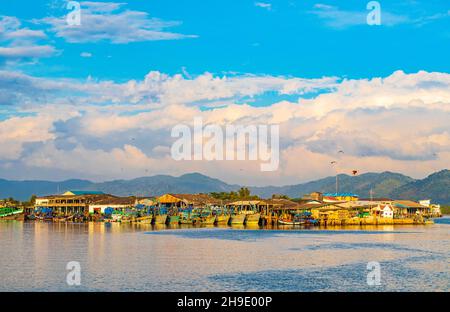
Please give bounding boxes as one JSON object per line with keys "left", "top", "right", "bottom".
{"left": 89, "top": 204, "right": 131, "bottom": 214}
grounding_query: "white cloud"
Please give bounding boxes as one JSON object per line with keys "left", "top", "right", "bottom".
{"left": 38, "top": 1, "right": 196, "bottom": 43}
{"left": 0, "top": 45, "right": 57, "bottom": 58}
{"left": 0, "top": 69, "right": 449, "bottom": 184}
{"left": 310, "top": 3, "right": 450, "bottom": 29}
{"left": 310, "top": 3, "right": 409, "bottom": 28}
{"left": 80, "top": 52, "right": 92, "bottom": 58}
{"left": 0, "top": 15, "right": 56, "bottom": 60}
{"left": 255, "top": 2, "right": 272, "bottom": 11}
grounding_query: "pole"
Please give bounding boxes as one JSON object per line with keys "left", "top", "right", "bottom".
{"left": 336, "top": 174, "right": 339, "bottom": 195}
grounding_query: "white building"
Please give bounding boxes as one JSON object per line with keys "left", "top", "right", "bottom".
{"left": 381, "top": 204, "right": 393, "bottom": 218}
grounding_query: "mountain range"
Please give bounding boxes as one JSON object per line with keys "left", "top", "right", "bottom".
{"left": 0, "top": 170, "right": 449, "bottom": 204}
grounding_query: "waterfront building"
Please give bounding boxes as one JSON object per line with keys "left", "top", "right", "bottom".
{"left": 88, "top": 196, "right": 136, "bottom": 214}
{"left": 34, "top": 191, "right": 114, "bottom": 216}
{"left": 392, "top": 200, "right": 432, "bottom": 217}
{"left": 157, "top": 193, "right": 221, "bottom": 209}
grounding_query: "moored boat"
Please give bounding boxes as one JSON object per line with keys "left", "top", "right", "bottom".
{"left": 179, "top": 209, "right": 195, "bottom": 224}
{"left": 192, "top": 207, "right": 215, "bottom": 225}
{"left": 215, "top": 214, "right": 229, "bottom": 224}
{"left": 153, "top": 214, "right": 168, "bottom": 224}
{"left": 245, "top": 213, "right": 261, "bottom": 225}
{"left": 0, "top": 207, "right": 24, "bottom": 220}
{"left": 198, "top": 215, "right": 216, "bottom": 225}
{"left": 135, "top": 216, "right": 153, "bottom": 224}
{"left": 167, "top": 214, "right": 180, "bottom": 224}
{"left": 278, "top": 218, "right": 305, "bottom": 225}
{"left": 229, "top": 213, "right": 246, "bottom": 225}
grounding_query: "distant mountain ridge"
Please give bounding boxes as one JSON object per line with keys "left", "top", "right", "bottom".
{"left": 0, "top": 170, "right": 449, "bottom": 204}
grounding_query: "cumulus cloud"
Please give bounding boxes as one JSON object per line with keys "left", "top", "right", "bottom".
{"left": 0, "top": 69, "right": 449, "bottom": 184}
{"left": 0, "top": 16, "right": 56, "bottom": 61}
{"left": 37, "top": 1, "right": 196, "bottom": 43}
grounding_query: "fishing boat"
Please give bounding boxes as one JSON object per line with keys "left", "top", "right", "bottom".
{"left": 153, "top": 214, "right": 167, "bottom": 224}
{"left": 33, "top": 207, "right": 53, "bottom": 221}
{"left": 215, "top": 213, "right": 229, "bottom": 224}
{"left": 165, "top": 205, "right": 180, "bottom": 224}
{"left": 193, "top": 208, "right": 215, "bottom": 225}
{"left": 151, "top": 206, "right": 168, "bottom": 225}
{"left": 167, "top": 214, "right": 180, "bottom": 224}
{"left": 179, "top": 208, "right": 195, "bottom": 224}
{"left": 0, "top": 208, "right": 24, "bottom": 220}
{"left": 36, "top": 215, "right": 54, "bottom": 221}
{"left": 245, "top": 212, "right": 261, "bottom": 225}
{"left": 53, "top": 215, "right": 74, "bottom": 222}
{"left": 278, "top": 219, "right": 305, "bottom": 225}
{"left": 135, "top": 216, "right": 153, "bottom": 224}
{"left": 278, "top": 213, "right": 306, "bottom": 225}
{"left": 298, "top": 211, "right": 319, "bottom": 225}
{"left": 198, "top": 215, "right": 216, "bottom": 225}
{"left": 227, "top": 201, "right": 263, "bottom": 225}
{"left": 111, "top": 212, "right": 123, "bottom": 222}
{"left": 229, "top": 213, "right": 246, "bottom": 225}
{"left": 211, "top": 207, "right": 229, "bottom": 224}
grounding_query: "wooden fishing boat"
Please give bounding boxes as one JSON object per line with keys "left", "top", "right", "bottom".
{"left": 135, "top": 216, "right": 153, "bottom": 224}
{"left": 278, "top": 218, "right": 305, "bottom": 225}
{"left": 190, "top": 207, "right": 213, "bottom": 225}
{"left": 36, "top": 215, "right": 53, "bottom": 221}
{"left": 111, "top": 214, "right": 122, "bottom": 222}
{"left": 120, "top": 217, "right": 132, "bottom": 223}
{"left": 229, "top": 213, "right": 246, "bottom": 225}
{"left": 153, "top": 214, "right": 167, "bottom": 224}
{"left": 179, "top": 218, "right": 194, "bottom": 224}
{"left": 215, "top": 214, "right": 229, "bottom": 224}
{"left": 0, "top": 208, "right": 24, "bottom": 221}
{"left": 53, "top": 215, "right": 74, "bottom": 222}
{"left": 245, "top": 213, "right": 261, "bottom": 225}
{"left": 198, "top": 215, "right": 216, "bottom": 225}
{"left": 167, "top": 215, "right": 180, "bottom": 224}
{"left": 179, "top": 209, "right": 195, "bottom": 224}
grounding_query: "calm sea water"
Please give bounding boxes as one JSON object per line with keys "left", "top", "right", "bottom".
{"left": 0, "top": 218, "right": 449, "bottom": 292}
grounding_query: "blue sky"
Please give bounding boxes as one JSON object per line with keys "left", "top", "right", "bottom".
{"left": 0, "top": 0, "right": 449, "bottom": 185}
{"left": 1, "top": 0, "right": 449, "bottom": 80}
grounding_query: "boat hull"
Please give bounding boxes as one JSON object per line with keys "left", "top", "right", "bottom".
{"left": 0, "top": 213, "right": 25, "bottom": 221}
{"left": 215, "top": 215, "right": 229, "bottom": 224}
{"left": 135, "top": 216, "right": 153, "bottom": 224}
{"left": 245, "top": 213, "right": 261, "bottom": 225}
{"left": 168, "top": 215, "right": 180, "bottom": 224}
{"left": 278, "top": 219, "right": 305, "bottom": 225}
{"left": 153, "top": 214, "right": 167, "bottom": 224}
{"left": 230, "top": 214, "right": 246, "bottom": 225}
{"left": 198, "top": 216, "right": 216, "bottom": 225}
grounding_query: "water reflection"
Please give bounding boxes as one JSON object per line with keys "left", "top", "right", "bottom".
{"left": 0, "top": 219, "right": 448, "bottom": 291}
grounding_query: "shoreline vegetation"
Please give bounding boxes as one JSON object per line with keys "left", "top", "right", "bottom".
{"left": 439, "top": 206, "right": 450, "bottom": 215}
